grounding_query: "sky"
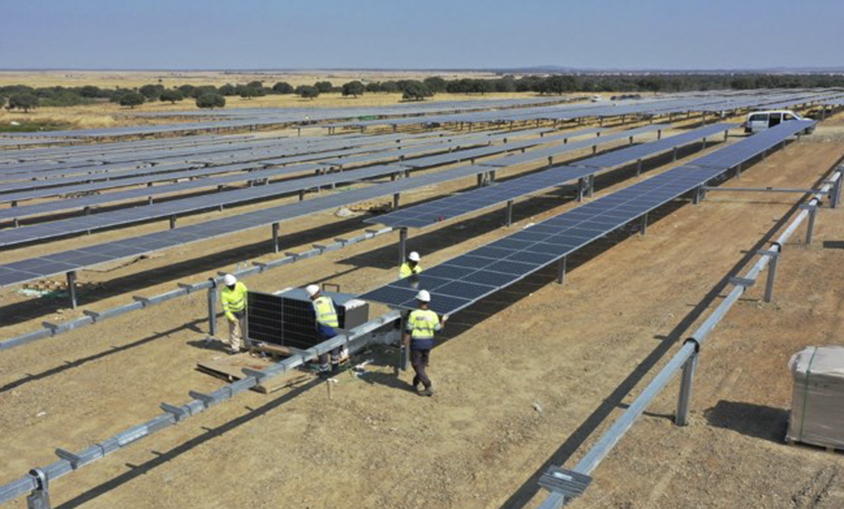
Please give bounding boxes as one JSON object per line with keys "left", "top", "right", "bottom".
{"left": 2, "top": 0, "right": 843, "bottom": 71}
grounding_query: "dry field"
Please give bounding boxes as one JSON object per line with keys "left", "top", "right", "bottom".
{"left": 0, "top": 70, "right": 552, "bottom": 131}
{"left": 0, "top": 112, "right": 843, "bottom": 508}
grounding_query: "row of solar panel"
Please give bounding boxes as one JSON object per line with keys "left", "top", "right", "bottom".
{"left": 358, "top": 121, "right": 815, "bottom": 316}
{"left": 0, "top": 126, "right": 644, "bottom": 243}
{"left": 0, "top": 126, "right": 600, "bottom": 216}
{"left": 368, "top": 123, "right": 734, "bottom": 229}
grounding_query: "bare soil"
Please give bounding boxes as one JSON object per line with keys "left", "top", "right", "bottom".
{"left": 1, "top": 118, "right": 844, "bottom": 509}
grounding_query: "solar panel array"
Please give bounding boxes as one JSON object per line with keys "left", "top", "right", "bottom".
{"left": 0, "top": 128, "right": 606, "bottom": 244}
{"left": 367, "top": 123, "right": 733, "bottom": 229}
{"left": 358, "top": 120, "right": 815, "bottom": 316}
{"left": 0, "top": 161, "right": 500, "bottom": 287}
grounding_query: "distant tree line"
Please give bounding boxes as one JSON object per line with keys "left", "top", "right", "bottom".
{"left": 2, "top": 73, "right": 844, "bottom": 112}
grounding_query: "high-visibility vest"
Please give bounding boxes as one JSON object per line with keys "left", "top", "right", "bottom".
{"left": 313, "top": 295, "right": 339, "bottom": 328}
{"left": 399, "top": 262, "right": 422, "bottom": 279}
{"left": 221, "top": 282, "right": 248, "bottom": 320}
{"left": 406, "top": 308, "right": 440, "bottom": 349}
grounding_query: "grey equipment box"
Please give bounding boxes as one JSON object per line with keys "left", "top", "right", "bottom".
{"left": 787, "top": 346, "right": 844, "bottom": 450}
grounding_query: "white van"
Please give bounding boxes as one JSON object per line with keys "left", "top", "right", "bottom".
{"left": 743, "top": 110, "right": 815, "bottom": 134}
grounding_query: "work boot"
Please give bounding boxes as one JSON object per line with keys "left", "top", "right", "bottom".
{"left": 420, "top": 387, "right": 434, "bottom": 397}
{"left": 331, "top": 363, "right": 341, "bottom": 375}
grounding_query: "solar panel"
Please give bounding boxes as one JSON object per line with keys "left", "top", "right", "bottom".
{"left": 0, "top": 129, "right": 609, "bottom": 240}
{"left": 367, "top": 123, "right": 733, "bottom": 230}
{"left": 358, "top": 121, "right": 815, "bottom": 316}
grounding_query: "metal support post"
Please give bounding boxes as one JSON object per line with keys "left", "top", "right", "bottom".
{"left": 592, "top": 144, "right": 597, "bottom": 155}
{"left": 629, "top": 136, "right": 634, "bottom": 146}
{"left": 805, "top": 206, "right": 817, "bottom": 245}
{"left": 636, "top": 159, "right": 643, "bottom": 177}
{"left": 207, "top": 278, "right": 218, "bottom": 337}
{"left": 393, "top": 193, "right": 400, "bottom": 210}
{"left": 26, "top": 468, "right": 51, "bottom": 509}
{"left": 657, "top": 129, "right": 662, "bottom": 140}
{"left": 672, "top": 147, "right": 678, "bottom": 162}
{"left": 169, "top": 215, "right": 177, "bottom": 229}
{"left": 764, "top": 252, "right": 779, "bottom": 303}
{"left": 489, "top": 170, "right": 496, "bottom": 183}
{"left": 693, "top": 186, "right": 702, "bottom": 205}
{"left": 640, "top": 213, "right": 648, "bottom": 236}
{"left": 506, "top": 200, "right": 514, "bottom": 227}
{"left": 272, "top": 222, "right": 280, "bottom": 253}
{"left": 66, "top": 271, "right": 77, "bottom": 310}
{"left": 587, "top": 175, "right": 595, "bottom": 198}
{"left": 577, "top": 178, "right": 585, "bottom": 202}
{"left": 701, "top": 137, "right": 707, "bottom": 150}
{"left": 556, "top": 257, "right": 567, "bottom": 285}
{"left": 477, "top": 173, "right": 484, "bottom": 188}
{"left": 735, "top": 163, "right": 742, "bottom": 179}
{"left": 675, "top": 345, "right": 699, "bottom": 427}
{"left": 832, "top": 177, "right": 842, "bottom": 209}
{"left": 724, "top": 129, "right": 729, "bottom": 141}
{"left": 299, "top": 190, "right": 305, "bottom": 201}
{"left": 398, "top": 228, "right": 408, "bottom": 266}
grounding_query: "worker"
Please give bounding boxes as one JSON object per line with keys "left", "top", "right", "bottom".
{"left": 399, "top": 251, "right": 422, "bottom": 279}
{"left": 307, "top": 284, "right": 342, "bottom": 376}
{"left": 220, "top": 274, "right": 248, "bottom": 354}
{"left": 404, "top": 290, "right": 447, "bottom": 396}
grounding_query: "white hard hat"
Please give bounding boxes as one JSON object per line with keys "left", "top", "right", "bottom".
{"left": 417, "top": 290, "right": 431, "bottom": 302}
{"left": 408, "top": 251, "right": 420, "bottom": 262}
{"left": 223, "top": 274, "right": 237, "bottom": 286}
{"left": 306, "top": 284, "right": 320, "bottom": 297}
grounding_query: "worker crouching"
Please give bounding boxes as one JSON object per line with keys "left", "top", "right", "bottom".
{"left": 404, "top": 290, "right": 447, "bottom": 396}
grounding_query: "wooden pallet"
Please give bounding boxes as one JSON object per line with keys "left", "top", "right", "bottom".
{"left": 197, "top": 353, "right": 311, "bottom": 394}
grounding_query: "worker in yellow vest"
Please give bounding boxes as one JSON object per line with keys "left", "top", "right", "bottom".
{"left": 307, "top": 284, "right": 342, "bottom": 376}
{"left": 220, "top": 274, "right": 248, "bottom": 354}
{"left": 404, "top": 290, "right": 447, "bottom": 396}
{"left": 399, "top": 251, "right": 422, "bottom": 279}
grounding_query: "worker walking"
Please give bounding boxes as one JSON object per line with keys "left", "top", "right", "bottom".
{"left": 307, "top": 284, "right": 342, "bottom": 376}
{"left": 404, "top": 290, "right": 446, "bottom": 396}
{"left": 220, "top": 274, "right": 248, "bottom": 354}
{"left": 399, "top": 251, "right": 422, "bottom": 279}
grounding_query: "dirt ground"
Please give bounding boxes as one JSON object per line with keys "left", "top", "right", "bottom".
{"left": 1, "top": 117, "right": 844, "bottom": 508}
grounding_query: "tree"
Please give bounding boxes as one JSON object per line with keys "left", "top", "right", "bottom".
{"left": 159, "top": 89, "right": 184, "bottom": 104}
{"left": 0, "top": 96, "right": 5, "bottom": 110}
{"left": 272, "top": 82, "right": 294, "bottom": 94}
{"left": 8, "top": 93, "right": 39, "bottom": 112}
{"left": 423, "top": 76, "right": 448, "bottom": 93}
{"left": 78, "top": 85, "right": 103, "bottom": 98}
{"left": 196, "top": 93, "right": 226, "bottom": 109}
{"left": 495, "top": 76, "right": 517, "bottom": 93}
{"left": 139, "top": 84, "right": 164, "bottom": 100}
{"left": 118, "top": 91, "right": 145, "bottom": 109}
{"left": 246, "top": 80, "right": 264, "bottom": 89}
{"left": 218, "top": 84, "right": 237, "bottom": 96}
{"left": 380, "top": 81, "right": 399, "bottom": 93}
{"left": 314, "top": 81, "right": 333, "bottom": 94}
{"left": 239, "top": 87, "right": 257, "bottom": 100}
{"left": 365, "top": 82, "right": 381, "bottom": 93}
{"left": 178, "top": 84, "right": 196, "bottom": 97}
{"left": 402, "top": 81, "right": 434, "bottom": 101}
{"left": 342, "top": 81, "right": 365, "bottom": 98}
{"left": 542, "top": 75, "right": 577, "bottom": 95}
{"left": 296, "top": 85, "right": 320, "bottom": 99}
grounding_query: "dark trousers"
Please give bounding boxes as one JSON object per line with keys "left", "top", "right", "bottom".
{"left": 317, "top": 326, "right": 340, "bottom": 372}
{"left": 411, "top": 349, "right": 431, "bottom": 389}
